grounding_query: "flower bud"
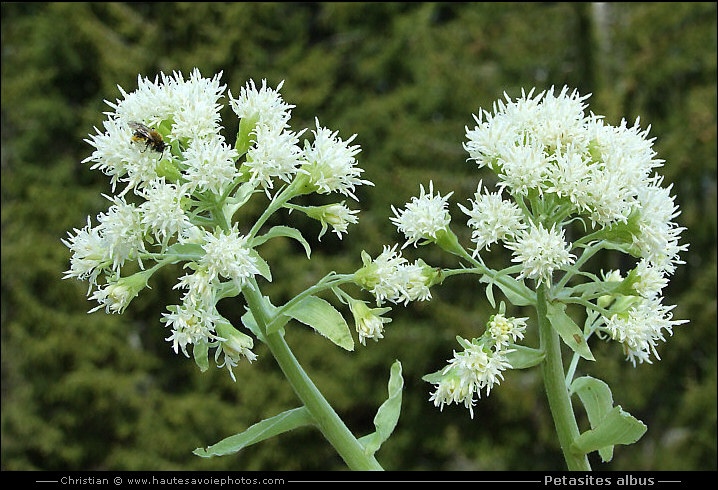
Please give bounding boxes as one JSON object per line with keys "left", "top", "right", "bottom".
{"left": 347, "top": 299, "right": 392, "bottom": 345}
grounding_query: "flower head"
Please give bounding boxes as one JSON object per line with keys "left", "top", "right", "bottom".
{"left": 505, "top": 223, "right": 575, "bottom": 285}
{"left": 300, "top": 118, "right": 371, "bottom": 200}
{"left": 458, "top": 180, "right": 527, "bottom": 254}
{"left": 199, "top": 226, "right": 261, "bottom": 290}
{"left": 348, "top": 299, "right": 392, "bottom": 345}
{"left": 243, "top": 124, "right": 304, "bottom": 193}
{"left": 428, "top": 338, "right": 514, "bottom": 418}
{"left": 603, "top": 297, "right": 687, "bottom": 366}
{"left": 391, "top": 181, "right": 453, "bottom": 248}
{"left": 229, "top": 79, "right": 293, "bottom": 131}
{"left": 355, "top": 246, "right": 439, "bottom": 305}
{"left": 486, "top": 313, "right": 528, "bottom": 349}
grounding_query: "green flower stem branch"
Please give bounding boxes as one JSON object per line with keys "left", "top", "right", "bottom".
{"left": 241, "top": 277, "right": 384, "bottom": 471}
{"left": 536, "top": 286, "right": 591, "bottom": 471}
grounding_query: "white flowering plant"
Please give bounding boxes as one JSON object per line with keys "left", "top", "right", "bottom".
{"left": 63, "top": 70, "right": 404, "bottom": 470}
{"left": 369, "top": 87, "right": 688, "bottom": 470}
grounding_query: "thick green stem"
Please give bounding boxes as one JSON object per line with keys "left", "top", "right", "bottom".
{"left": 536, "top": 286, "right": 591, "bottom": 471}
{"left": 242, "top": 279, "right": 383, "bottom": 471}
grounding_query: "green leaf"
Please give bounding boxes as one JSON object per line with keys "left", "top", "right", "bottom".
{"left": 249, "top": 249, "right": 272, "bottom": 282}
{"left": 504, "top": 344, "right": 545, "bottom": 369}
{"left": 485, "top": 280, "right": 496, "bottom": 308}
{"left": 166, "top": 242, "right": 204, "bottom": 260}
{"left": 545, "top": 301, "right": 595, "bottom": 361}
{"left": 480, "top": 274, "right": 534, "bottom": 307}
{"left": 241, "top": 297, "right": 286, "bottom": 342}
{"left": 231, "top": 182, "right": 257, "bottom": 209}
{"left": 571, "top": 406, "right": 647, "bottom": 459}
{"left": 251, "top": 225, "right": 312, "bottom": 259}
{"left": 570, "top": 376, "right": 615, "bottom": 461}
{"left": 421, "top": 368, "right": 444, "bottom": 385}
{"left": 284, "top": 296, "right": 354, "bottom": 351}
{"left": 567, "top": 280, "right": 624, "bottom": 299}
{"left": 241, "top": 309, "right": 264, "bottom": 342}
{"left": 193, "top": 407, "right": 315, "bottom": 458}
{"left": 192, "top": 340, "right": 209, "bottom": 373}
{"left": 358, "top": 360, "right": 404, "bottom": 456}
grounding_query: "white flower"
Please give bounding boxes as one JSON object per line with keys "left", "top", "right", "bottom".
{"left": 88, "top": 281, "right": 135, "bottom": 314}
{"left": 545, "top": 146, "right": 595, "bottom": 213}
{"left": 62, "top": 216, "right": 109, "bottom": 290}
{"left": 244, "top": 123, "right": 304, "bottom": 192}
{"left": 458, "top": 180, "right": 527, "bottom": 254}
{"left": 315, "top": 202, "right": 360, "bottom": 240}
{"left": 109, "top": 69, "right": 225, "bottom": 142}
{"left": 391, "top": 181, "right": 453, "bottom": 248}
{"left": 603, "top": 297, "right": 687, "bottom": 366}
{"left": 162, "top": 301, "right": 221, "bottom": 357}
{"left": 631, "top": 259, "right": 669, "bottom": 299}
{"left": 348, "top": 300, "right": 392, "bottom": 345}
{"left": 356, "top": 246, "right": 437, "bottom": 306}
{"left": 166, "top": 69, "right": 225, "bottom": 141}
{"left": 215, "top": 320, "right": 257, "bottom": 381}
{"left": 96, "top": 196, "right": 147, "bottom": 271}
{"left": 531, "top": 85, "right": 591, "bottom": 149}
{"left": 139, "top": 179, "right": 191, "bottom": 242}
{"left": 229, "top": 79, "right": 293, "bottom": 130}
{"left": 300, "top": 118, "right": 370, "bottom": 200}
{"left": 505, "top": 223, "right": 575, "bottom": 285}
{"left": 83, "top": 118, "right": 161, "bottom": 195}
{"left": 632, "top": 178, "right": 687, "bottom": 274}
{"left": 199, "top": 226, "right": 261, "bottom": 289}
{"left": 174, "top": 268, "right": 216, "bottom": 309}
{"left": 107, "top": 73, "right": 173, "bottom": 128}
{"left": 496, "top": 140, "right": 549, "bottom": 196}
{"left": 182, "top": 136, "right": 240, "bottom": 195}
{"left": 429, "top": 339, "right": 513, "bottom": 418}
{"left": 486, "top": 313, "right": 528, "bottom": 349}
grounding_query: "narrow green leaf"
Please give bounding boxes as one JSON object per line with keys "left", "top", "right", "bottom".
{"left": 421, "top": 368, "right": 444, "bottom": 385}
{"left": 546, "top": 302, "right": 595, "bottom": 361}
{"left": 358, "top": 360, "right": 404, "bottom": 455}
{"left": 241, "top": 309, "right": 264, "bottom": 343}
{"left": 571, "top": 376, "right": 615, "bottom": 461}
{"left": 485, "top": 280, "right": 496, "bottom": 308}
{"left": 571, "top": 406, "right": 647, "bottom": 458}
{"left": 251, "top": 225, "right": 312, "bottom": 259}
{"left": 480, "top": 275, "right": 534, "bottom": 306}
{"left": 193, "top": 407, "right": 315, "bottom": 458}
{"left": 249, "top": 249, "right": 272, "bottom": 282}
{"left": 166, "top": 242, "right": 204, "bottom": 259}
{"left": 192, "top": 340, "right": 209, "bottom": 372}
{"left": 504, "top": 344, "right": 545, "bottom": 369}
{"left": 285, "top": 296, "right": 354, "bottom": 351}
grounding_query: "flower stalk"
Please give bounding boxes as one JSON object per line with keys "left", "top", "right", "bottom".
{"left": 536, "top": 286, "right": 591, "bottom": 471}
{"left": 242, "top": 278, "right": 383, "bottom": 471}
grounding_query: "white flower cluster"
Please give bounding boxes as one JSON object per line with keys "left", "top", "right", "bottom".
{"left": 65, "top": 70, "right": 371, "bottom": 377}
{"left": 428, "top": 314, "right": 526, "bottom": 418}
{"left": 463, "top": 86, "right": 686, "bottom": 276}
{"left": 391, "top": 181, "right": 453, "bottom": 248}
{"left": 604, "top": 297, "right": 686, "bottom": 366}
{"left": 355, "top": 245, "right": 437, "bottom": 306}
{"left": 438, "top": 86, "right": 685, "bottom": 367}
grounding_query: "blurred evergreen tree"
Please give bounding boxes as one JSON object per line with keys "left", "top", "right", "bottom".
{"left": 1, "top": 2, "right": 714, "bottom": 471}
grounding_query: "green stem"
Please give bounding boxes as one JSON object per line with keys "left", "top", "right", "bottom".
{"left": 242, "top": 278, "right": 383, "bottom": 471}
{"left": 536, "top": 285, "right": 591, "bottom": 471}
{"left": 266, "top": 273, "right": 354, "bottom": 331}
{"left": 247, "top": 174, "right": 313, "bottom": 241}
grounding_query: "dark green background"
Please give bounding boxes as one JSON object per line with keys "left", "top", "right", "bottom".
{"left": 2, "top": 2, "right": 715, "bottom": 471}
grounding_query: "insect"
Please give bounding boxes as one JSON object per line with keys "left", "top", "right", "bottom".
{"left": 129, "top": 121, "right": 167, "bottom": 154}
